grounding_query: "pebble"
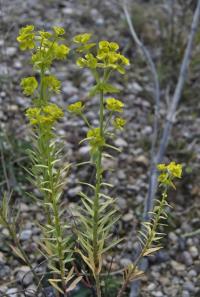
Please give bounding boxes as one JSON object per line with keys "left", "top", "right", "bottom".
{"left": 120, "top": 258, "right": 132, "bottom": 266}
{"left": 5, "top": 47, "right": 17, "bottom": 56}
{"left": 132, "top": 82, "right": 143, "bottom": 93}
{"left": 26, "top": 284, "right": 37, "bottom": 295}
{"left": 171, "top": 260, "right": 185, "bottom": 272}
{"left": 14, "top": 60, "right": 22, "bottom": 69}
{"left": 62, "top": 7, "right": 74, "bottom": 15}
{"left": 20, "top": 229, "right": 32, "bottom": 241}
{"left": 78, "top": 145, "right": 90, "bottom": 156}
{"left": 135, "top": 155, "right": 149, "bottom": 166}
{"left": 188, "top": 269, "right": 197, "bottom": 277}
{"left": 6, "top": 288, "right": 18, "bottom": 297}
{"left": 15, "top": 266, "right": 33, "bottom": 286}
{"left": 122, "top": 212, "right": 134, "bottom": 222}
{"left": 152, "top": 291, "right": 163, "bottom": 297}
{"left": 189, "top": 246, "right": 198, "bottom": 258}
{"left": 169, "top": 232, "right": 178, "bottom": 243}
{"left": 155, "top": 250, "right": 170, "bottom": 263}
{"left": 114, "top": 137, "right": 128, "bottom": 148}
{"left": 182, "top": 291, "right": 190, "bottom": 297}
{"left": 0, "top": 264, "right": 10, "bottom": 278}
{"left": 0, "top": 251, "right": 5, "bottom": 263}
{"left": 182, "top": 251, "right": 193, "bottom": 265}
{"left": 68, "top": 186, "right": 82, "bottom": 198}
{"left": 183, "top": 281, "right": 195, "bottom": 292}
{"left": 117, "top": 198, "right": 127, "bottom": 210}
{"left": 117, "top": 169, "right": 126, "bottom": 180}
{"left": 147, "top": 283, "right": 156, "bottom": 291}
{"left": 62, "top": 82, "right": 78, "bottom": 96}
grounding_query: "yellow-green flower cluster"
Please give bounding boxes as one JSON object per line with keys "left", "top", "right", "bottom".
{"left": 20, "top": 76, "right": 38, "bottom": 96}
{"left": 73, "top": 33, "right": 96, "bottom": 53}
{"left": 157, "top": 162, "right": 182, "bottom": 188}
{"left": 97, "top": 40, "right": 129, "bottom": 74}
{"left": 106, "top": 97, "right": 124, "bottom": 112}
{"left": 113, "top": 117, "right": 126, "bottom": 130}
{"left": 44, "top": 75, "right": 61, "bottom": 94}
{"left": 74, "top": 34, "right": 129, "bottom": 74}
{"left": 17, "top": 25, "right": 35, "bottom": 51}
{"left": 26, "top": 104, "right": 64, "bottom": 126}
{"left": 87, "top": 128, "right": 105, "bottom": 149}
{"left": 77, "top": 53, "right": 97, "bottom": 69}
{"left": 73, "top": 33, "right": 92, "bottom": 44}
{"left": 53, "top": 26, "right": 65, "bottom": 36}
{"left": 67, "top": 101, "right": 85, "bottom": 114}
{"left": 17, "top": 25, "right": 70, "bottom": 70}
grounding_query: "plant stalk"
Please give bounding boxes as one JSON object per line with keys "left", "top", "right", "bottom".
{"left": 93, "top": 89, "right": 104, "bottom": 297}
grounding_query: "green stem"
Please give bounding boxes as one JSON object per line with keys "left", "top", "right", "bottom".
{"left": 81, "top": 113, "right": 92, "bottom": 128}
{"left": 38, "top": 67, "right": 67, "bottom": 296}
{"left": 93, "top": 89, "right": 104, "bottom": 297}
{"left": 38, "top": 67, "right": 52, "bottom": 225}
{"left": 48, "top": 157, "right": 67, "bottom": 296}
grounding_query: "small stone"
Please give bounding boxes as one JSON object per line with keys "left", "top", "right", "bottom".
{"left": 114, "top": 138, "right": 128, "bottom": 148}
{"left": 68, "top": 186, "right": 82, "bottom": 198}
{"left": 172, "top": 276, "right": 180, "bottom": 285}
{"left": 19, "top": 203, "right": 29, "bottom": 212}
{"left": 15, "top": 266, "right": 33, "bottom": 286}
{"left": 132, "top": 82, "right": 142, "bottom": 93}
{"left": 20, "top": 230, "right": 32, "bottom": 241}
{"left": 182, "top": 251, "right": 193, "bottom": 265}
{"left": 0, "top": 284, "right": 7, "bottom": 293}
{"left": 188, "top": 269, "right": 197, "bottom": 277}
{"left": 62, "top": 7, "right": 74, "bottom": 15}
{"left": 169, "top": 232, "right": 178, "bottom": 243}
{"left": 189, "top": 246, "right": 198, "bottom": 258}
{"left": 96, "top": 18, "right": 104, "bottom": 26}
{"left": 122, "top": 212, "right": 134, "bottom": 222}
{"left": 183, "top": 281, "right": 195, "bottom": 292}
{"left": 6, "top": 288, "right": 18, "bottom": 297}
{"left": 156, "top": 250, "right": 170, "bottom": 263}
{"left": 0, "top": 251, "right": 5, "bottom": 263}
{"left": 182, "top": 291, "right": 190, "bottom": 297}
{"left": 147, "top": 283, "right": 156, "bottom": 291}
{"left": 117, "top": 170, "right": 126, "bottom": 180}
{"left": 0, "top": 264, "right": 10, "bottom": 278}
{"left": 5, "top": 47, "right": 17, "bottom": 56}
{"left": 78, "top": 146, "right": 90, "bottom": 156}
{"left": 135, "top": 155, "right": 148, "bottom": 166}
{"left": 26, "top": 284, "right": 37, "bottom": 296}
{"left": 152, "top": 291, "right": 163, "bottom": 297}
{"left": 120, "top": 258, "right": 132, "bottom": 266}
{"left": 8, "top": 105, "right": 18, "bottom": 112}
{"left": 141, "top": 126, "right": 152, "bottom": 135}
{"left": 62, "top": 82, "right": 78, "bottom": 96}
{"left": 171, "top": 260, "right": 185, "bottom": 272}
{"left": 117, "top": 198, "right": 127, "bottom": 210}
{"left": 14, "top": 60, "right": 22, "bottom": 69}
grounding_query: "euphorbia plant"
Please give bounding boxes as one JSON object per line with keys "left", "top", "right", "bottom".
{"left": 67, "top": 35, "right": 182, "bottom": 297}
{"left": 0, "top": 25, "right": 183, "bottom": 297}
{"left": 67, "top": 35, "right": 129, "bottom": 297}
{"left": 17, "top": 25, "right": 81, "bottom": 296}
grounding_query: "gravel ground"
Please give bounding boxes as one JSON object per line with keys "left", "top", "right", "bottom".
{"left": 0, "top": 0, "right": 200, "bottom": 296}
